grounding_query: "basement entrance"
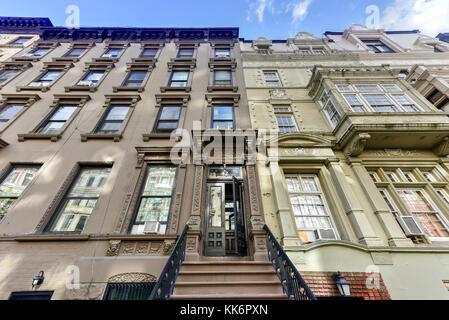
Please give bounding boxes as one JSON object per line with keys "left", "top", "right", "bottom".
{"left": 204, "top": 166, "right": 247, "bottom": 257}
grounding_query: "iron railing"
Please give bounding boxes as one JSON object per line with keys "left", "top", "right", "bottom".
{"left": 263, "top": 224, "right": 316, "bottom": 300}
{"left": 149, "top": 225, "right": 189, "bottom": 300}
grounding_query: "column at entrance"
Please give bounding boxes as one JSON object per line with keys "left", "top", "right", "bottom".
{"left": 185, "top": 165, "right": 203, "bottom": 261}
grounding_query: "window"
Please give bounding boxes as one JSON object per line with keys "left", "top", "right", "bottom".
{"left": 211, "top": 105, "right": 234, "bottom": 129}
{"left": 215, "top": 48, "right": 230, "bottom": 58}
{"left": 47, "top": 167, "right": 111, "bottom": 233}
{"left": 24, "top": 47, "right": 50, "bottom": 57}
{"left": 436, "top": 188, "right": 449, "bottom": 206}
{"left": 397, "top": 190, "right": 449, "bottom": 238}
{"left": 102, "top": 48, "right": 122, "bottom": 58}
{"left": 0, "top": 69, "right": 19, "bottom": 84}
{"left": 103, "top": 283, "right": 155, "bottom": 300}
{"left": 340, "top": 84, "right": 422, "bottom": 113}
{"left": 362, "top": 40, "right": 395, "bottom": 53}
{"left": 274, "top": 107, "right": 298, "bottom": 132}
{"left": 0, "top": 165, "right": 40, "bottom": 222}
{"left": 95, "top": 104, "right": 131, "bottom": 134}
{"left": 177, "top": 48, "right": 194, "bottom": 58}
{"left": 123, "top": 71, "right": 147, "bottom": 87}
{"left": 426, "top": 89, "right": 448, "bottom": 109}
{"left": 140, "top": 48, "right": 158, "bottom": 58}
{"left": 402, "top": 171, "right": 416, "bottom": 182}
{"left": 28, "top": 70, "right": 62, "bottom": 87}
{"left": 9, "top": 291, "right": 53, "bottom": 300}
{"left": 313, "top": 49, "right": 326, "bottom": 55}
{"left": 35, "top": 104, "right": 77, "bottom": 134}
{"left": 368, "top": 171, "right": 379, "bottom": 182}
{"left": 9, "top": 37, "right": 32, "bottom": 45}
{"left": 214, "top": 70, "right": 232, "bottom": 86}
{"left": 263, "top": 71, "right": 281, "bottom": 87}
{"left": 169, "top": 71, "right": 189, "bottom": 87}
{"left": 285, "top": 175, "right": 337, "bottom": 243}
{"left": 65, "top": 47, "right": 86, "bottom": 58}
{"left": 131, "top": 166, "right": 177, "bottom": 235}
{"left": 77, "top": 70, "right": 105, "bottom": 87}
{"left": 0, "top": 103, "right": 25, "bottom": 129}
{"left": 318, "top": 89, "right": 341, "bottom": 126}
{"left": 384, "top": 171, "right": 399, "bottom": 182}
{"left": 422, "top": 172, "right": 438, "bottom": 183}
{"left": 153, "top": 105, "right": 182, "bottom": 133}
{"left": 299, "top": 49, "right": 311, "bottom": 55}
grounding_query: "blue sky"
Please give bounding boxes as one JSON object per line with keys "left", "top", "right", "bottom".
{"left": 1, "top": 0, "right": 448, "bottom": 38}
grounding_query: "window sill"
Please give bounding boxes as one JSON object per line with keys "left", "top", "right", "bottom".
{"left": 53, "top": 57, "right": 80, "bottom": 63}
{"left": 113, "top": 86, "right": 145, "bottom": 93}
{"left": 132, "top": 57, "right": 157, "bottom": 64}
{"left": 207, "top": 85, "right": 238, "bottom": 92}
{"left": 0, "top": 138, "right": 8, "bottom": 148}
{"left": 81, "top": 133, "right": 122, "bottom": 142}
{"left": 160, "top": 86, "right": 191, "bottom": 93}
{"left": 93, "top": 57, "right": 119, "bottom": 63}
{"left": 65, "top": 85, "right": 98, "bottom": 92}
{"left": 142, "top": 133, "right": 180, "bottom": 142}
{"left": 18, "top": 133, "right": 61, "bottom": 142}
{"left": 16, "top": 85, "right": 51, "bottom": 92}
{"left": 12, "top": 56, "right": 41, "bottom": 62}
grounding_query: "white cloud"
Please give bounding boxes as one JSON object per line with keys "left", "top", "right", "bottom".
{"left": 381, "top": 0, "right": 449, "bottom": 36}
{"left": 291, "top": 0, "right": 312, "bottom": 24}
{"left": 256, "top": 0, "right": 267, "bottom": 23}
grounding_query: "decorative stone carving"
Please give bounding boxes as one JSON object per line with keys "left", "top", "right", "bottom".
{"left": 372, "top": 149, "right": 419, "bottom": 157}
{"left": 250, "top": 215, "right": 265, "bottom": 230}
{"left": 168, "top": 192, "right": 182, "bottom": 234}
{"left": 106, "top": 240, "right": 121, "bottom": 256}
{"left": 187, "top": 215, "right": 201, "bottom": 227}
{"left": 246, "top": 165, "right": 261, "bottom": 217}
{"left": 163, "top": 239, "right": 176, "bottom": 254}
{"left": 65, "top": 283, "right": 106, "bottom": 300}
{"left": 433, "top": 137, "right": 449, "bottom": 156}
{"left": 190, "top": 166, "right": 204, "bottom": 225}
{"left": 344, "top": 132, "right": 371, "bottom": 157}
{"left": 108, "top": 272, "right": 157, "bottom": 283}
{"left": 269, "top": 89, "right": 287, "bottom": 99}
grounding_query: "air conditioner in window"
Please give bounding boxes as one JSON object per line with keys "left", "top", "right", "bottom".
{"left": 23, "top": 53, "right": 35, "bottom": 57}
{"left": 395, "top": 215, "right": 425, "bottom": 236}
{"left": 215, "top": 54, "right": 229, "bottom": 59}
{"left": 314, "top": 228, "right": 337, "bottom": 240}
{"left": 143, "top": 221, "right": 160, "bottom": 234}
{"left": 102, "top": 54, "right": 113, "bottom": 58}
{"left": 77, "top": 80, "right": 96, "bottom": 87}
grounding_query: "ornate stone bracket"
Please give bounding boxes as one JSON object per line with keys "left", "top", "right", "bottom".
{"left": 433, "top": 137, "right": 449, "bottom": 156}
{"left": 344, "top": 132, "right": 371, "bottom": 157}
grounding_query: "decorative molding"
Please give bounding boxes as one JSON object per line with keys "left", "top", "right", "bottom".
{"left": 344, "top": 132, "right": 371, "bottom": 157}
{"left": 370, "top": 149, "right": 419, "bottom": 157}
{"left": 106, "top": 240, "right": 121, "bottom": 256}
{"left": 111, "top": 240, "right": 175, "bottom": 256}
{"left": 34, "top": 163, "right": 80, "bottom": 232}
{"left": 108, "top": 272, "right": 157, "bottom": 283}
{"left": 246, "top": 165, "right": 261, "bottom": 217}
{"left": 167, "top": 192, "right": 182, "bottom": 234}
{"left": 433, "top": 137, "right": 449, "bottom": 156}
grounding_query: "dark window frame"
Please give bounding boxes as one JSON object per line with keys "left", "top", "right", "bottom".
{"left": 168, "top": 70, "right": 190, "bottom": 87}
{"left": 128, "top": 164, "right": 178, "bottom": 234}
{"left": 44, "top": 165, "right": 112, "bottom": 234}
{"left": 152, "top": 104, "right": 182, "bottom": 133}
{"left": 9, "top": 291, "right": 53, "bottom": 300}
{"left": 213, "top": 70, "right": 233, "bottom": 86}
{"left": 34, "top": 104, "right": 78, "bottom": 134}
{"left": 211, "top": 104, "right": 235, "bottom": 130}
{"left": 103, "top": 282, "right": 155, "bottom": 300}
{"left": 94, "top": 104, "right": 132, "bottom": 134}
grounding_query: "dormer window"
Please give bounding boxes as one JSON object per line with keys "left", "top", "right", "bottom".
{"left": 362, "top": 40, "right": 395, "bottom": 53}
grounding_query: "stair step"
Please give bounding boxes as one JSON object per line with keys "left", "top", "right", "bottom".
{"left": 181, "top": 261, "right": 274, "bottom": 272}
{"left": 173, "top": 281, "right": 284, "bottom": 295}
{"left": 170, "top": 293, "right": 289, "bottom": 300}
{"left": 177, "top": 270, "right": 278, "bottom": 282}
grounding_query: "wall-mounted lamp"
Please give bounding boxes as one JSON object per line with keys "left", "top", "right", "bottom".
{"left": 333, "top": 272, "right": 351, "bottom": 297}
{"left": 32, "top": 270, "right": 45, "bottom": 288}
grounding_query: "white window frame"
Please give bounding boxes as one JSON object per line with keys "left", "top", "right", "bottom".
{"left": 337, "top": 83, "right": 423, "bottom": 113}
{"left": 273, "top": 106, "right": 298, "bottom": 133}
{"left": 263, "top": 71, "right": 282, "bottom": 87}
{"left": 285, "top": 174, "right": 339, "bottom": 242}
{"left": 318, "top": 89, "right": 342, "bottom": 127}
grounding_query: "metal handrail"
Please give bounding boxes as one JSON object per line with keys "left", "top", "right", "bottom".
{"left": 148, "top": 225, "right": 189, "bottom": 300}
{"left": 263, "top": 224, "right": 316, "bottom": 300}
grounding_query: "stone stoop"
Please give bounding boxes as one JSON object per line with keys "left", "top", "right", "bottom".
{"left": 170, "top": 260, "right": 288, "bottom": 300}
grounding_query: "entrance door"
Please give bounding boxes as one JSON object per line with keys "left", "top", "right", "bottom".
{"left": 205, "top": 183, "right": 226, "bottom": 256}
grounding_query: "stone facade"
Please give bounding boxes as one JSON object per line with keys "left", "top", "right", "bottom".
{"left": 242, "top": 24, "right": 449, "bottom": 299}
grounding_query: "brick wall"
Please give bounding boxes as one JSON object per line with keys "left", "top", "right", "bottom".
{"left": 302, "top": 272, "right": 391, "bottom": 300}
